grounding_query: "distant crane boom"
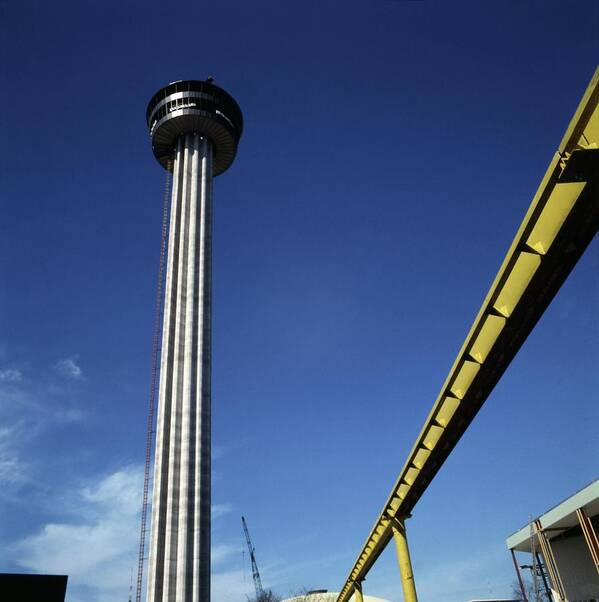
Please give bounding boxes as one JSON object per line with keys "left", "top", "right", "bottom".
{"left": 242, "top": 516, "right": 264, "bottom": 599}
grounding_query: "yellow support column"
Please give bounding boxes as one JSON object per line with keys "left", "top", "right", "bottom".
{"left": 353, "top": 581, "right": 364, "bottom": 602}
{"left": 391, "top": 518, "right": 418, "bottom": 602}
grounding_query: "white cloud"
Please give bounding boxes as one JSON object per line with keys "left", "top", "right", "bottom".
{"left": 0, "top": 368, "right": 22, "bottom": 382}
{"left": 212, "top": 543, "right": 238, "bottom": 566}
{"left": 213, "top": 439, "right": 249, "bottom": 460}
{"left": 213, "top": 502, "right": 233, "bottom": 519}
{"left": 0, "top": 352, "right": 86, "bottom": 498}
{"left": 213, "top": 569, "right": 254, "bottom": 602}
{"left": 0, "top": 425, "right": 27, "bottom": 485}
{"left": 81, "top": 469, "right": 142, "bottom": 511}
{"left": 55, "top": 356, "right": 84, "bottom": 381}
{"left": 13, "top": 464, "right": 243, "bottom": 602}
{"left": 1, "top": 348, "right": 244, "bottom": 602}
{"left": 53, "top": 407, "right": 84, "bottom": 423}
{"left": 412, "top": 549, "right": 512, "bottom": 602}
{"left": 15, "top": 465, "right": 143, "bottom": 602}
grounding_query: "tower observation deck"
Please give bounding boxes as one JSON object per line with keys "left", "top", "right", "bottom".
{"left": 145, "top": 79, "right": 243, "bottom": 602}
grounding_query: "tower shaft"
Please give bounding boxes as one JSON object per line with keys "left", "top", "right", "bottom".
{"left": 147, "top": 133, "right": 213, "bottom": 602}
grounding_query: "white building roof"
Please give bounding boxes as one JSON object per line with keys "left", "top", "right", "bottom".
{"left": 506, "top": 478, "right": 599, "bottom": 552}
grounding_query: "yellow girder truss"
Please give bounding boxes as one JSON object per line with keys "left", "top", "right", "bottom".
{"left": 337, "top": 67, "right": 599, "bottom": 602}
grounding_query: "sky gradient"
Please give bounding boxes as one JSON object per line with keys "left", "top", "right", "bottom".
{"left": 0, "top": 2, "right": 598, "bottom": 601}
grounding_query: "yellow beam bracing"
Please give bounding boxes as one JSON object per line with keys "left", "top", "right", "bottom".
{"left": 353, "top": 582, "right": 364, "bottom": 602}
{"left": 392, "top": 520, "right": 418, "bottom": 602}
{"left": 337, "top": 67, "right": 599, "bottom": 602}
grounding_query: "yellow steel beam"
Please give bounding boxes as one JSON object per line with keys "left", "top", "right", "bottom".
{"left": 337, "top": 67, "right": 599, "bottom": 602}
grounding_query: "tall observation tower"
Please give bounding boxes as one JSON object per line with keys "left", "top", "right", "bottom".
{"left": 144, "top": 80, "right": 243, "bottom": 602}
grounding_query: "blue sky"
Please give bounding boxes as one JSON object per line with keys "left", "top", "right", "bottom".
{"left": 0, "top": 1, "right": 597, "bottom": 601}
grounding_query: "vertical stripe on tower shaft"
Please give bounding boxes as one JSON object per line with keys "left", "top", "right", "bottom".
{"left": 147, "top": 134, "right": 213, "bottom": 602}
{"left": 162, "top": 134, "right": 189, "bottom": 600}
{"left": 195, "top": 137, "right": 212, "bottom": 602}
{"left": 147, "top": 136, "right": 185, "bottom": 602}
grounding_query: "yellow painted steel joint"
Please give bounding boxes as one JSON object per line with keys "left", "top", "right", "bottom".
{"left": 353, "top": 581, "right": 364, "bottom": 602}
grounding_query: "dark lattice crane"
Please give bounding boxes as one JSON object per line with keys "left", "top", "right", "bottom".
{"left": 242, "top": 516, "right": 264, "bottom": 599}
